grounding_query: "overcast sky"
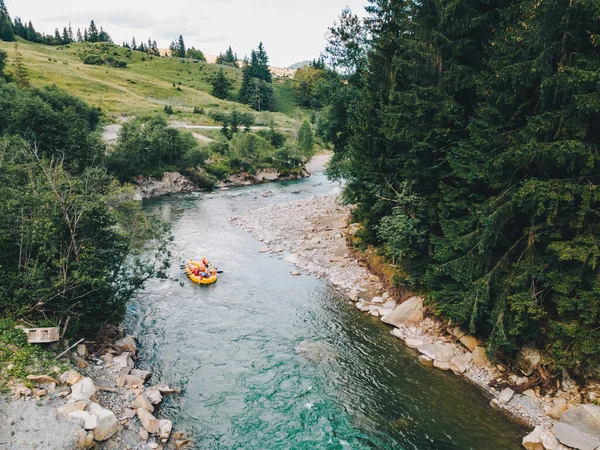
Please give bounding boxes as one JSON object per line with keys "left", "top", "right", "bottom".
{"left": 8, "top": 0, "right": 368, "bottom": 67}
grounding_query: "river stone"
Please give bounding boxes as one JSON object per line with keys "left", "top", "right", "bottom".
{"left": 137, "top": 408, "right": 159, "bottom": 434}
{"left": 68, "top": 411, "right": 98, "bottom": 430}
{"left": 559, "top": 404, "right": 600, "bottom": 440}
{"left": 145, "top": 387, "right": 163, "bottom": 405}
{"left": 57, "top": 401, "right": 89, "bottom": 415}
{"left": 284, "top": 253, "right": 299, "bottom": 264}
{"left": 472, "top": 346, "right": 489, "bottom": 367}
{"left": 417, "top": 343, "right": 437, "bottom": 360}
{"left": 159, "top": 419, "right": 173, "bottom": 443}
{"left": 131, "top": 369, "right": 152, "bottom": 382}
{"left": 139, "top": 428, "right": 149, "bottom": 441}
{"left": 498, "top": 387, "right": 515, "bottom": 405}
{"left": 63, "top": 370, "right": 84, "bottom": 386}
{"left": 458, "top": 334, "right": 479, "bottom": 352}
{"left": 522, "top": 426, "right": 545, "bottom": 450}
{"left": 450, "top": 353, "right": 472, "bottom": 375}
{"left": 516, "top": 346, "right": 542, "bottom": 376}
{"left": 134, "top": 393, "right": 154, "bottom": 413}
{"left": 88, "top": 402, "right": 118, "bottom": 441}
{"left": 371, "top": 296, "right": 384, "bottom": 304}
{"left": 27, "top": 374, "right": 58, "bottom": 385}
{"left": 74, "top": 428, "right": 87, "bottom": 449}
{"left": 381, "top": 296, "right": 424, "bottom": 328}
{"left": 553, "top": 422, "right": 600, "bottom": 450}
{"left": 418, "top": 355, "right": 433, "bottom": 366}
{"left": 432, "top": 344, "right": 455, "bottom": 371}
{"left": 547, "top": 398, "right": 568, "bottom": 419}
{"left": 405, "top": 338, "right": 424, "bottom": 349}
{"left": 113, "top": 352, "right": 134, "bottom": 371}
{"left": 70, "top": 378, "right": 96, "bottom": 401}
{"left": 390, "top": 328, "right": 403, "bottom": 339}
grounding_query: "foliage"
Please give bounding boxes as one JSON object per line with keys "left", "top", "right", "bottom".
{"left": 216, "top": 46, "right": 238, "bottom": 68}
{"left": 107, "top": 114, "right": 203, "bottom": 180}
{"left": 82, "top": 53, "right": 127, "bottom": 68}
{"left": 216, "top": 109, "right": 255, "bottom": 139}
{"left": 293, "top": 65, "right": 327, "bottom": 108}
{"left": 228, "top": 131, "right": 274, "bottom": 171}
{"left": 0, "top": 0, "right": 14, "bottom": 42}
{"left": 0, "top": 80, "right": 103, "bottom": 171}
{"left": 169, "top": 35, "right": 186, "bottom": 58}
{"left": 0, "top": 139, "right": 170, "bottom": 337}
{"left": 324, "top": 0, "right": 600, "bottom": 378}
{"left": 297, "top": 120, "right": 315, "bottom": 156}
{"left": 238, "top": 42, "right": 276, "bottom": 111}
{"left": 186, "top": 47, "right": 206, "bottom": 61}
{"left": 211, "top": 69, "right": 233, "bottom": 100}
{"left": 0, "top": 48, "right": 6, "bottom": 76}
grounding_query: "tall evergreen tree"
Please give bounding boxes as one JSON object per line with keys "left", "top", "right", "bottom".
{"left": 177, "top": 34, "right": 185, "bottom": 57}
{"left": 88, "top": 20, "right": 98, "bottom": 42}
{"left": 0, "top": 0, "right": 14, "bottom": 42}
{"left": 211, "top": 69, "right": 232, "bottom": 100}
{"left": 13, "top": 43, "right": 30, "bottom": 88}
{"left": 76, "top": 28, "right": 83, "bottom": 42}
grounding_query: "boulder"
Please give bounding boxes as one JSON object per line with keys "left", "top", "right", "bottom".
{"left": 390, "top": 328, "right": 403, "bottom": 339}
{"left": 122, "top": 375, "right": 145, "bottom": 387}
{"left": 145, "top": 387, "right": 163, "bottom": 405}
{"left": 522, "top": 426, "right": 544, "bottom": 450}
{"left": 472, "top": 346, "right": 489, "bottom": 367}
{"left": 381, "top": 296, "right": 424, "bottom": 328}
{"left": 68, "top": 411, "right": 98, "bottom": 430}
{"left": 450, "top": 353, "right": 472, "bottom": 375}
{"left": 76, "top": 344, "right": 88, "bottom": 357}
{"left": 139, "top": 428, "right": 149, "bottom": 441}
{"left": 70, "top": 378, "right": 96, "bottom": 401}
{"left": 134, "top": 393, "right": 154, "bottom": 413}
{"left": 74, "top": 428, "right": 87, "bottom": 449}
{"left": 432, "top": 344, "right": 456, "bottom": 371}
{"left": 155, "top": 385, "right": 179, "bottom": 395}
{"left": 553, "top": 422, "right": 600, "bottom": 450}
{"left": 113, "top": 352, "right": 134, "bottom": 370}
{"left": 63, "top": 370, "right": 84, "bottom": 386}
{"left": 559, "top": 404, "right": 600, "bottom": 440}
{"left": 371, "top": 296, "right": 384, "bottom": 304}
{"left": 547, "top": 399, "right": 568, "bottom": 419}
{"left": 417, "top": 343, "right": 437, "bottom": 360}
{"left": 88, "top": 402, "right": 118, "bottom": 441}
{"left": 26, "top": 374, "right": 58, "bottom": 385}
{"left": 84, "top": 432, "right": 94, "bottom": 448}
{"left": 159, "top": 419, "right": 173, "bottom": 443}
{"left": 458, "top": 334, "right": 479, "bottom": 352}
{"left": 516, "top": 347, "right": 542, "bottom": 376}
{"left": 57, "top": 401, "right": 89, "bottom": 415}
{"left": 137, "top": 408, "right": 159, "bottom": 434}
{"left": 405, "top": 338, "right": 424, "bottom": 349}
{"left": 130, "top": 369, "right": 152, "bottom": 382}
{"left": 71, "top": 354, "right": 87, "bottom": 369}
{"left": 498, "top": 388, "right": 515, "bottom": 405}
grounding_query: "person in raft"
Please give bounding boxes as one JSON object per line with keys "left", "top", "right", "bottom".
{"left": 191, "top": 258, "right": 212, "bottom": 278}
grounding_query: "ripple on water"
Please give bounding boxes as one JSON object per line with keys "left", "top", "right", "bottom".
{"left": 127, "top": 174, "right": 526, "bottom": 449}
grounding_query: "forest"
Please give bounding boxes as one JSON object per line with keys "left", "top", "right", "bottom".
{"left": 312, "top": 0, "right": 600, "bottom": 379}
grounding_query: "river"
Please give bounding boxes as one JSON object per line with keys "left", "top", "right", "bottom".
{"left": 126, "top": 172, "right": 526, "bottom": 449}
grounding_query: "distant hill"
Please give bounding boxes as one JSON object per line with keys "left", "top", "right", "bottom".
{"left": 288, "top": 61, "right": 312, "bottom": 70}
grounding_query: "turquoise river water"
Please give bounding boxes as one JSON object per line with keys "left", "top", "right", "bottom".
{"left": 126, "top": 173, "right": 527, "bottom": 449}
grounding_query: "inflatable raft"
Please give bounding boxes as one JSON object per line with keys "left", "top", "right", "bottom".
{"left": 185, "top": 261, "right": 218, "bottom": 285}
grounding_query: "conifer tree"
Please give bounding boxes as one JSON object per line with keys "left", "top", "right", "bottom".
{"left": 62, "top": 26, "right": 70, "bottom": 44}
{"left": 211, "top": 69, "right": 232, "bottom": 99}
{"left": 88, "top": 20, "right": 98, "bottom": 42}
{"left": 0, "top": 0, "right": 14, "bottom": 42}
{"left": 13, "top": 42, "right": 30, "bottom": 88}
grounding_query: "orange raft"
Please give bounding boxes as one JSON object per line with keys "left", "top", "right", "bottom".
{"left": 185, "top": 260, "right": 218, "bottom": 285}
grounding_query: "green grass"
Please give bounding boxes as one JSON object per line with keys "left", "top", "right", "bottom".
{"left": 0, "top": 39, "right": 307, "bottom": 129}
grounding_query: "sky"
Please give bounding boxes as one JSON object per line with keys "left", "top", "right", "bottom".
{"left": 7, "top": 0, "right": 368, "bottom": 68}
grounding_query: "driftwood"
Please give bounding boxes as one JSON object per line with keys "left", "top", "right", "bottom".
{"left": 55, "top": 338, "right": 85, "bottom": 359}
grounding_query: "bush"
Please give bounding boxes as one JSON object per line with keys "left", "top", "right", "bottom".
{"left": 163, "top": 105, "right": 174, "bottom": 115}
{"left": 83, "top": 54, "right": 103, "bottom": 65}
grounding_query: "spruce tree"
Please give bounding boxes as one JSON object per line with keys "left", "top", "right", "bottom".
{"left": 13, "top": 42, "right": 30, "bottom": 88}
{"left": 88, "top": 20, "right": 98, "bottom": 42}
{"left": 297, "top": 120, "right": 315, "bottom": 157}
{"left": 211, "top": 69, "right": 232, "bottom": 100}
{"left": 177, "top": 35, "right": 185, "bottom": 57}
{"left": 0, "top": 0, "right": 14, "bottom": 42}
{"left": 76, "top": 28, "right": 83, "bottom": 42}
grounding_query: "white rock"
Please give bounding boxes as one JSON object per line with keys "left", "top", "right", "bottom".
{"left": 553, "top": 422, "right": 600, "bottom": 450}
{"left": 371, "top": 296, "right": 384, "bottom": 304}
{"left": 113, "top": 352, "right": 134, "bottom": 371}
{"left": 134, "top": 393, "right": 154, "bottom": 413}
{"left": 405, "top": 338, "right": 424, "bottom": 349}
{"left": 559, "top": 404, "right": 600, "bottom": 440}
{"left": 450, "top": 353, "right": 472, "bottom": 375}
{"left": 115, "top": 335, "right": 137, "bottom": 354}
{"left": 145, "top": 387, "right": 163, "bottom": 405}
{"left": 88, "top": 402, "right": 118, "bottom": 441}
{"left": 522, "top": 426, "right": 544, "bottom": 450}
{"left": 137, "top": 408, "right": 159, "bottom": 434}
{"left": 498, "top": 388, "right": 515, "bottom": 405}
{"left": 381, "top": 296, "right": 424, "bottom": 327}
{"left": 70, "top": 378, "right": 96, "bottom": 401}
{"left": 516, "top": 346, "right": 542, "bottom": 376}
{"left": 159, "top": 419, "right": 173, "bottom": 443}
{"left": 390, "top": 328, "right": 404, "bottom": 339}
{"left": 68, "top": 411, "right": 98, "bottom": 430}
{"left": 131, "top": 369, "right": 152, "bottom": 382}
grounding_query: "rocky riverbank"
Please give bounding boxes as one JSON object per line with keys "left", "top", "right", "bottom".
{"left": 1, "top": 327, "right": 190, "bottom": 450}
{"left": 231, "top": 194, "right": 600, "bottom": 450}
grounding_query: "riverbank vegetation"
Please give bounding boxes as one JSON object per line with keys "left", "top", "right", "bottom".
{"left": 320, "top": 2, "right": 600, "bottom": 380}
{"left": 0, "top": 53, "right": 170, "bottom": 340}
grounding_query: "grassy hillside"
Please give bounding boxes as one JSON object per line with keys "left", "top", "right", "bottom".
{"left": 0, "top": 39, "right": 308, "bottom": 128}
